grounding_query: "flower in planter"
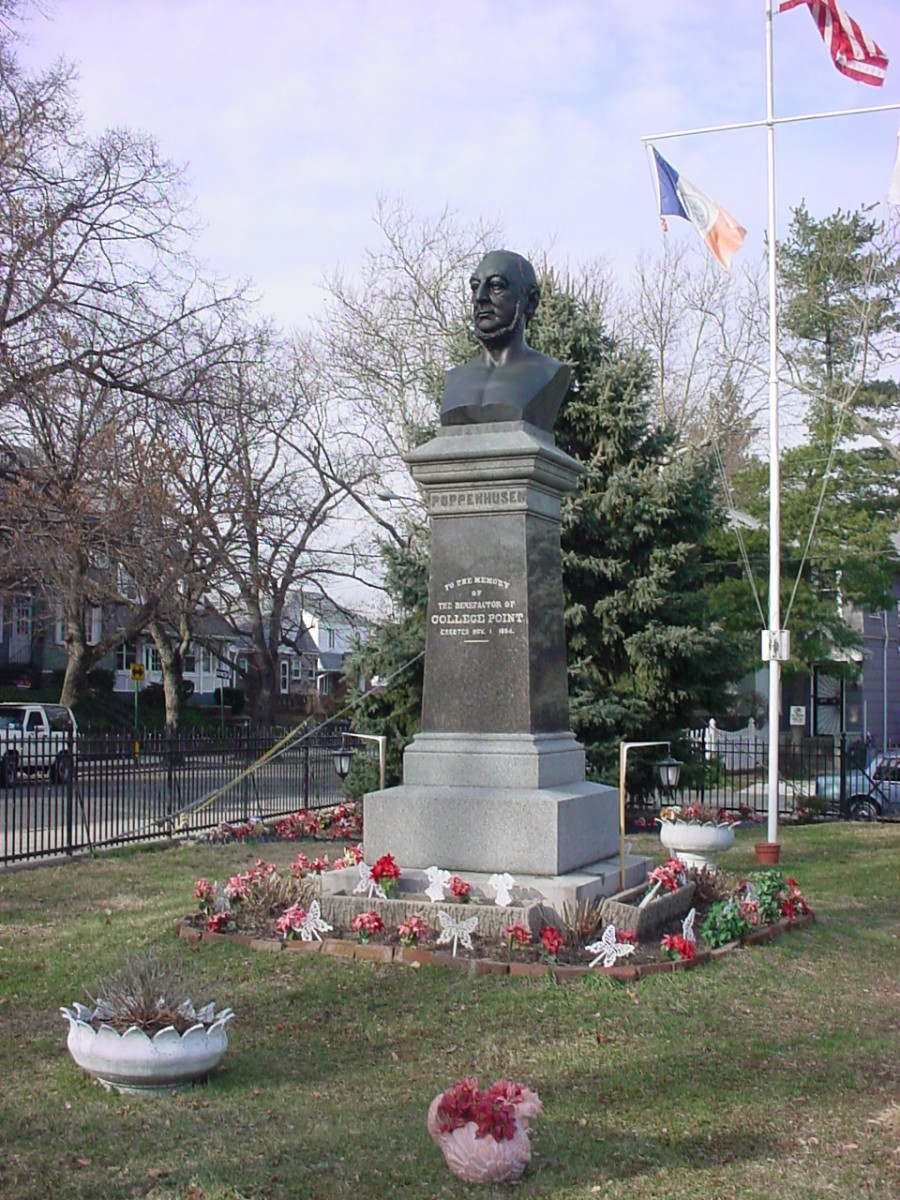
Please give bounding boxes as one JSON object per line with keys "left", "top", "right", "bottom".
{"left": 206, "top": 911, "right": 236, "bottom": 934}
{"left": 398, "top": 914, "right": 429, "bottom": 946}
{"left": 352, "top": 910, "right": 385, "bottom": 943}
{"left": 660, "top": 932, "right": 696, "bottom": 961}
{"left": 332, "top": 842, "right": 365, "bottom": 869}
{"left": 194, "top": 878, "right": 216, "bottom": 913}
{"left": 370, "top": 853, "right": 401, "bottom": 897}
{"left": 276, "top": 903, "right": 308, "bottom": 937}
{"left": 618, "top": 928, "right": 638, "bottom": 944}
{"left": 310, "top": 856, "right": 330, "bottom": 875}
{"left": 539, "top": 924, "right": 565, "bottom": 962}
{"left": 427, "top": 1077, "right": 542, "bottom": 1183}
{"left": 647, "top": 857, "right": 687, "bottom": 893}
{"left": 278, "top": 899, "right": 332, "bottom": 942}
{"left": 290, "top": 853, "right": 311, "bottom": 875}
{"left": 224, "top": 874, "right": 250, "bottom": 902}
{"left": 449, "top": 874, "right": 471, "bottom": 903}
{"left": 660, "top": 804, "right": 737, "bottom": 826}
{"left": 505, "top": 921, "right": 532, "bottom": 955}
{"left": 781, "top": 877, "right": 810, "bottom": 920}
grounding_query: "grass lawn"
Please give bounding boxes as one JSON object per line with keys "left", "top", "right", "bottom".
{"left": 0, "top": 824, "right": 898, "bottom": 1199}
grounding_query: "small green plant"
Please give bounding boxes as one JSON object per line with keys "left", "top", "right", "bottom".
{"left": 701, "top": 898, "right": 754, "bottom": 948}
{"left": 748, "top": 868, "right": 787, "bottom": 925}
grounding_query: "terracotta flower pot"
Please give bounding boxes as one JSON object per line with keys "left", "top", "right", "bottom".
{"left": 426, "top": 1088, "right": 542, "bottom": 1184}
{"left": 754, "top": 841, "right": 781, "bottom": 865}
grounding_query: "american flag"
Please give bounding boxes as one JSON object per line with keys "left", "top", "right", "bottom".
{"left": 778, "top": 0, "right": 888, "bottom": 86}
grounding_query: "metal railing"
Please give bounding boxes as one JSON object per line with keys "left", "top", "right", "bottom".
{"left": 629, "top": 728, "right": 843, "bottom": 819}
{"left": 0, "top": 727, "right": 369, "bottom": 865}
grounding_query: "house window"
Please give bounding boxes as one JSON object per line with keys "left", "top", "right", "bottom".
{"left": 55, "top": 610, "right": 66, "bottom": 645}
{"left": 116, "top": 643, "right": 136, "bottom": 672}
{"left": 328, "top": 627, "right": 337, "bottom": 649}
{"left": 183, "top": 647, "right": 196, "bottom": 674}
{"left": 143, "top": 645, "right": 161, "bottom": 673}
{"left": 202, "top": 647, "right": 214, "bottom": 674}
{"left": 291, "top": 657, "right": 303, "bottom": 680}
{"left": 86, "top": 607, "right": 102, "bottom": 646}
{"left": 280, "top": 661, "right": 290, "bottom": 694}
{"left": 14, "top": 597, "right": 32, "bottom": 639}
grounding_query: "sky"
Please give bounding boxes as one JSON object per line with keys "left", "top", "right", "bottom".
{"left": 15, "top": 0, "right": 900, "bottom": 333}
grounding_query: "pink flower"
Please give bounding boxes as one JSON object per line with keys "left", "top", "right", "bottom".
{"left": 397, "top": 914, "right": 429, "bottom": 945}
{"left": 194, "top": 878, "right": 215, "bottom": 909}
{"left": 276, "top": 903, "right": 308, "bottom": 936}
{"left": 618, "top": 928, "right": 638, "bottom": 944}
{"left": 352, "top": 910, "right": 384, "bottom": 942}
{"left": 225, "top": 874, "right": 250, "bottom": 901}
{"left": 206, "top": 911, "right": 231, "bottom": 933}
{"left": 449, "top": 875, "right": 471, "bottom": 902}
{"left": 291, "top": 853, "right": 310, "bottom": 875}
{"left": 310, "top": 856, "right": 330, "bottom": 874}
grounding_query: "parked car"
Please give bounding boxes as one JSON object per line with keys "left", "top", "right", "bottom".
{"left": 815, "top": 750, "right": 900, "bottom": 820}
{"left": 0, "top": 703, "right": 78, "bottom": 786}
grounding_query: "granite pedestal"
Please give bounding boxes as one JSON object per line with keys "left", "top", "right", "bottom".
{"left": 364, "top": 423, "right": 638, "bottom": 886}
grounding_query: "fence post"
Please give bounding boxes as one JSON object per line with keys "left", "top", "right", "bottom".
{"left": 839, "top": 731, "right": 848, "bottom": 819}
{"left": 65, "top": 725, "right": 75, "bottom": 855}
{"left": 302, "top": 742, "right": 310, "bottom": 809}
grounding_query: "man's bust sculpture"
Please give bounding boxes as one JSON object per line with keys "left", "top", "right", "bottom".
{"left": 440, "top": 250, "right": 571, "bottom": 433}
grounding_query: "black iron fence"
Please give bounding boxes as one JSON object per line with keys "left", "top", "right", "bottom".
{"left": 0, "top": 727, "right": 366, "bottom": 866}
{"left": 631, "top": 728, "right": 847, "bottom": 819}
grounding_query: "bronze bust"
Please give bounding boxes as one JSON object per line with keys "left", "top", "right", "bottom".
{"left": 440, "top": 250, "right": 571, "bottom": 433}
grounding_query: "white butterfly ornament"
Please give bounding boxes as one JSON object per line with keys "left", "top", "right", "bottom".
{"left": 435, "top": 909, "right": 479, "bottom": 956}
{"left": 682, "top": 907, "right": 696, "bottom": 946}
{"left": 298, "top": 899, "right": 333, "bottom": 942}
{"left": 586, "top": 923, "right": 636, "bottom": 969}
{"left": 353, "top": 861, "right": 387, "bottom": 901}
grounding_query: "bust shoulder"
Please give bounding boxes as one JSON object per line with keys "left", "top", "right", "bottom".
{"left": 441, "top": 349, "right": 570, "bottom": 432}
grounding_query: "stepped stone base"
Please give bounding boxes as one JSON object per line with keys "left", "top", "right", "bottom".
{"left": 363, "top": 778, "right": 620, "bottom": 879}
{"left": 321, "top": 855, "right": 653, "bottom": 926}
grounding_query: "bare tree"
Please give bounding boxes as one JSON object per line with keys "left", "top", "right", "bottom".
{"left": 162, "top": 326, "right": 375, "bottom": 728}
{"left": 621, "top": 240, "right": 767, "bottom": 472}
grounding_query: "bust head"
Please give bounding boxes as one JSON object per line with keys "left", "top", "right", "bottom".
{"left": 470, "top": 250, "right": 540, "bottom": 351}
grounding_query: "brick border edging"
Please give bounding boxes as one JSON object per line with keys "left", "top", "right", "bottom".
{"left": 174, "top": 911, "right": 815, "bottom": 981}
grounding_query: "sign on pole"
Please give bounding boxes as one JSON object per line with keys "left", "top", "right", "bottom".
{"left": 130, "top": 662, "right": 145, "bottom": 683}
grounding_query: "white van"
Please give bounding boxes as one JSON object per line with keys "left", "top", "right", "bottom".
{"left": 0, "top": 703, "right": 78, "bottom": 786}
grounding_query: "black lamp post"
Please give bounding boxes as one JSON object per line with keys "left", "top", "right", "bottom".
{"left": 332, "top": 745, "right": 355, "bottom": 781}
{"left": 657, "top": 753, "right": 682, "bottom": 798}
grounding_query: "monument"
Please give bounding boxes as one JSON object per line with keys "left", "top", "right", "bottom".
{"left": 363, "top": 251, "right": 646, "bottom": 902}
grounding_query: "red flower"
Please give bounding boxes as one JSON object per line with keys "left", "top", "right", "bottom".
{"left": 539, "top": 925, "right": 565, "bottom": 958}
{"left": 618, "top": 928, "right": 638, "bottom": 944}
{"left": 660, "top": 933, "right": 696, "bottom": 961}
{"left": 371, "top": 854, "right": 401, "bottom": 883}
{"left": 505, "top": 921, "right": 532, "bottom": 949}
{"left": 436, "top": 1079, "right": 529, "bottom": 1143}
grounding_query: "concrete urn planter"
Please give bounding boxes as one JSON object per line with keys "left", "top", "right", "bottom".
{"left": 60, "top": 1002, "right": 234, "bottom": 1093}
{"left": 426, "top": 1087, "right": 542, "bottom": 1184}
{"left": 659, "top": 820, "right": 735, "bottom": 870}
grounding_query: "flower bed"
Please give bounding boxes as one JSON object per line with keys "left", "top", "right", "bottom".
{"left": 178, "top": 855, "right": 814, "bottom": 980}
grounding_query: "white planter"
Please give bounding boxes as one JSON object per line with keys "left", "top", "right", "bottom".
{"left": 60, "top": 1003, "right": 234, "bottom": 1093}
{"left": 659, "top": 821, "right": 734, "bottom": 870}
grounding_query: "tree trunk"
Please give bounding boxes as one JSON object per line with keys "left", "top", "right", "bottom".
{"left": 148, "top": 617, "right": 184, "bottom": 734}
{"left": 59, "top": 636, "right": 87, "bottom": 708}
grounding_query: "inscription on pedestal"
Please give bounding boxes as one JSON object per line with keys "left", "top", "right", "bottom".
{"left": 432, "top": 576, "right": 525, "bottom": 643}
{"left": 428, "top": 487, "right": 526, "bottom": 512}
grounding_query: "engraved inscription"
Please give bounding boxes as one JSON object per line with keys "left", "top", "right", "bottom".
{"left": 430, "top": 577, "right": 524, "bottom": 641}
{"left": 429, "top": 487, "right": 525, "bottom": 510}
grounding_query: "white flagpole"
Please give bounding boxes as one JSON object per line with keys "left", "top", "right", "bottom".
{"left": 765, "top": 0, "right": 782, "bottom": 849}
